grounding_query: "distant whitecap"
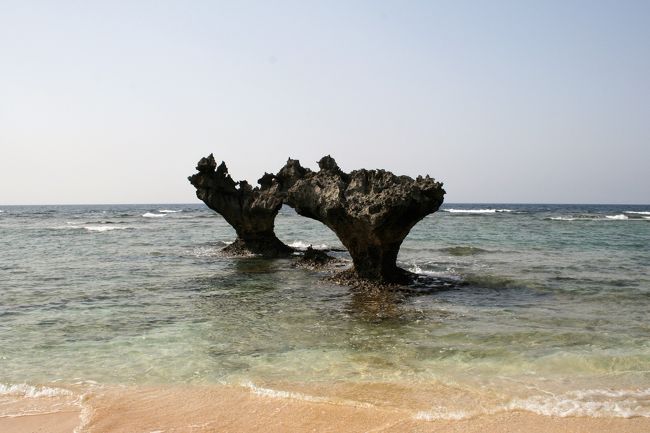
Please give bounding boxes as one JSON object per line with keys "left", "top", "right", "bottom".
{"left": 605, "top": 214, "right": 628, "bottom": 220}
{"left": 444, "top": 209, "right": 512, "bottom": 214}
{"left": 84, "top": 225, "right": 131, "bottom": 232}
{"left": 548, "top": 215, "right": 633, "bottom": 221}
{"left": 142, "top": 212, "right": 166, "bottom": 218}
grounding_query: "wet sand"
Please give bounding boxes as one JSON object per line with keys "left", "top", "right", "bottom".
{"left": 0, "top": 411, "right": 80, "bottom": 433}
{"left": 2, "top": 383, "right": 650, "bottom": 433}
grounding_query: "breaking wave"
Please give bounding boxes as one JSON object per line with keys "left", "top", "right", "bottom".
{"left": 50, "top": 224, "right": 132, "bottom": 232}
{"left": 0, "top": 383, "right": 72, "bottom": 398}
{"left": 547, "top": 214, "right": 646, "bottom": 221}
{"left": 158, "top": 209, "right": 181, "bottom": 213}
{"left": 444, "top": 209, "right": 513, "bottom": 214}
{"left": 142, "top": 212, "right": 166, "bottom": 218}
{"left": 605, "top": 214, "right": 628, "bottom": 220}
{"left": 406, "top": 263, "right": 461, "bottom": 282}
{"left": 83, "top": 225, "right": 131, "bottom": 232}
{"left": 288, "top": 241, "right": 330, "bottom": 250}
{"left": 547, "top": 216, "right": 592, "bottom": 221}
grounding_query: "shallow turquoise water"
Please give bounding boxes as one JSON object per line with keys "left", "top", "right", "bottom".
{"left": 1, "top": 203, "right": 649, "bottom": 416}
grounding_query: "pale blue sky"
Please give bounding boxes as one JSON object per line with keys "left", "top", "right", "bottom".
{"left": 1, "top": 1, "right": 648, "bottom": 204}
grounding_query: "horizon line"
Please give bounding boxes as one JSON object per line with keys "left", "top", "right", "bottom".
{"left": 2, "top": 201, "right": 649, "bottom": 207}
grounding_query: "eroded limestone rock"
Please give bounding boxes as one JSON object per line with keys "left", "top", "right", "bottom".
{"left": 188, "top": 154, "right": 292, "bottom": 256}
{"left": 278, "top": 156, "right": 445, "bottom": 282}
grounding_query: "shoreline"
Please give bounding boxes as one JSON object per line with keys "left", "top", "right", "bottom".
{"left": 2, "top": 382, "right": 650, "bottom": 433}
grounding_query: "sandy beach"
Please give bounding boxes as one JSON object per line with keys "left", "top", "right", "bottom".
{"left": 2, "top": 383, "right": 650, "bottom": 433}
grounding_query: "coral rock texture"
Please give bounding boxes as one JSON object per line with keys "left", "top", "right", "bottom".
{"left": 188, "top": 154, "right": 292, "bottom": 256}
{"left": 277, "top": 156, "right": 445, "bottom": 282}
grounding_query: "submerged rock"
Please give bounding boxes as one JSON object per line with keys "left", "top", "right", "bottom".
{"left": 291, "top": 246, "right": 346, "bottom": 271}
{"left": 278, "top": 156, "right": 445, "bottom": 282}
{"left": 188, "top": 154, "right": 293, "bottom": 257}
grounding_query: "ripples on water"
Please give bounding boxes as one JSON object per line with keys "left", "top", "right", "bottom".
{"left": 1, "top": 203, "right": 649, "bottom": 417}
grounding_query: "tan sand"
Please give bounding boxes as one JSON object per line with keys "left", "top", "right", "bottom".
{"left": 2, "top": 383, "right": 649, "bottom": 433}
{"left": 0, "top": 411, "right": 80, "bottom": 433}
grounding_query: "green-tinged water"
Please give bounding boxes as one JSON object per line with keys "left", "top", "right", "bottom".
{"left": 1, "top": 203, "right": 650, "bottom": 417}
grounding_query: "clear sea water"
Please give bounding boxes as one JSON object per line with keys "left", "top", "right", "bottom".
{"left": 1, "top": 203, "right": 650, "bottom": 418}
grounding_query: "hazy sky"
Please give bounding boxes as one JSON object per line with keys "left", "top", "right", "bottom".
{"left": 1, "top": 1, "right": 648, "bottom": 204}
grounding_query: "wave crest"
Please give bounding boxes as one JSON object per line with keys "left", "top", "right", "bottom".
{"left": 0, "top": 383, "right": 72, "bottom": 398}
{"left": 288, "top": 241, "right": 330, "bottom": 250}
{"left": 444, "top": 209, "right": 513, "bottom": 214}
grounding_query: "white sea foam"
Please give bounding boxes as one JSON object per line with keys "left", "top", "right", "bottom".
{"left": 192, "top": 247, "right": 222, "bottom": 257}
{"left": 444, "top": 209, "right": 512, "bottom": 214}
{"left": 408, "top": 264, "right": 424, "bottom": 274}
{"left": 549, "top": 215, "right": 633, "bottom": 221}
{"left": 243, "top": 381, "right": 327, "bottom": 402}
{"left": 605, "top": 214, "right": 628, "bottom": 220}
{"left": 416, "top": 388, "right": 650, "bottom": 421}
{"left": 624, "top": 211, "right": 650, "bottom": 215}
{"left": 52, "top": 224, "right": 130, "bottom": 232}
{"left": 548, "top": 216, "right": 584, "bottom": 221}
{"left": 158, "top": 209, "right": 181, "bottom": 213}
{"left": 407, "top": 263, "right": 456, "bottom": 278}
{"left": 242, "top": 382, "right": 373, "bottom": 408}
{"left": 73, "top": 392, "right": 94, "bottom": 433}
{"left": 288, "top": 241, "right": 329, "bottom": 250}
{"left": 506, "top": 388, "right": 650, "bottom": 418}
{"left": 83, "top": 225, "right": 130, "bottom": 232}
{"left": 415, "top": 408, "right": 480, "bottom": 421}
{"left": 142, "top": 212, "right": 166, "bottom": 218}
{"left": 0, "top": 383, "right": 72, "bottom": 398}
{"left": 191, "top": 241, "right": 235, "bottom": 257}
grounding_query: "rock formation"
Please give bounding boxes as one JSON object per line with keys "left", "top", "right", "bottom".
{"left": 188, "top": 154, "right": 292, "bottom": 256}
{"left": 277, "top": 156, "right": 445, "bottom": 282}
{"left": 189, "top": 153, "right": 445, "bottom": 282}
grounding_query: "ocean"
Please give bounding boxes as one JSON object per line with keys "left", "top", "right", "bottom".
{"left": 1, "top": 203, "right": 650, "bottom": 422}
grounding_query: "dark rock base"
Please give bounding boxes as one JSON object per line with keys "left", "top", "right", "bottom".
{"left": 291, "top": 246, "right": 347, "bottom": 271}
{"left": 222, "top": 237, "right": 295, "bottom": 257}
